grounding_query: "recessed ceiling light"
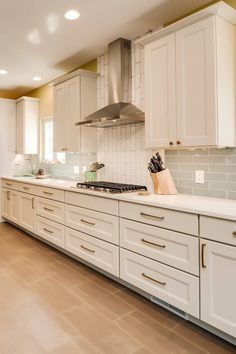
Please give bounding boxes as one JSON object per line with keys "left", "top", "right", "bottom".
{"left": 64, "top": 10, "right": 80, "bottom": 20}
{"left": 0, "top": 69, "right": 8, "bottom": 75}
{"left": 33, "top": 76, "right": 42, "bottom": 81}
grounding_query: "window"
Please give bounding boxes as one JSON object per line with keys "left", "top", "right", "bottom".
{"left": 41, "top": 117, "right": 53, "bottom": 162}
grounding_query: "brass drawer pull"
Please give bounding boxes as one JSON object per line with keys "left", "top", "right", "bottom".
{"left": 44, "top": 207, "right": 54, "bottom": 212}
{"left": 201, "top": 243, "right": 206, "bottom": 268}
{"left": 141, "top": 238, "right": 166, "bottom": 248}
{"left": 80, "top": 219, "right": 95, "bottom": 226}
{"left": 23, "top": 187, "right": 30, "bottom": 190}
{"left": 142, "top": 272, "right": 166, "bottom": 286}
{"left": 6, "top": 183, "right": 12, "bottom": 186}
{"left": 43, "top": 191, "right": 53, "bottom": 195}
{"left": 81, "top": 245, "right": 95, "bottom": 253}
{"left": 43, "top": 227, "right": 53, "bottom": 234}
{"left": 32, "top": 197, "right": 35, "bottom": 210}
{"left": 7, "top": 191, "right": 11, "bottom": 201}
{"left": 232, "top": 231, "right": 236, "bottom": 237}
{"left": 140, "top": 212, "right": 164, "bottom": 221}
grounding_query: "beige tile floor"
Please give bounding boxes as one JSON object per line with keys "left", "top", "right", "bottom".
{"left": 0, "top": 222, "right": 235, "bottom": 354}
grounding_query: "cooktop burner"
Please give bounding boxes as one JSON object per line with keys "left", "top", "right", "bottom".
{"left": 76, "top": 181, "right": 147, "bottom": 194}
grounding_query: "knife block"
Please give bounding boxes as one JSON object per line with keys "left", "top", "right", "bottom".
{"left": 150, "top": 169, "right": 178, "bottom": 195}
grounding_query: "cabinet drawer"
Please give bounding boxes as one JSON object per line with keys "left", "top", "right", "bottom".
{"left": 65, "top": 227, "right": 119, "bottom": 276}
{"left": 200, "top": 216, "right": 236, "bottom": 246}
{"left": 65, "top": 204, "right": 119, "bottom": 245}
{"left": 18, "top": 183, "right": 36, "bottom": 195}
{"left": 1, "top": 179, "right": 20, "bottom": 190}
{"left": 120, "top": 219, "right": 199, "bottom": 275}
{"left": 36, "top": 186, "right": 64, "bottom": 202}
{"left": 65, "top": 191, "right": 118, "bottom": 216}
{"left": 36, "top": 197, "right": 65, "bottom": 224}
{"left": 35, "top": 216, "right": 64, "bottom": 248}
{"left": 120, "top": 202, "right": 198, "bottom": 236}
{"left": 120, "top": 249, "right": 199, "bottom": 317}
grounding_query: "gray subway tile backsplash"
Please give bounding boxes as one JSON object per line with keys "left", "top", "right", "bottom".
{"left": 165, "top": 148, "right": 236, "bottom": 200}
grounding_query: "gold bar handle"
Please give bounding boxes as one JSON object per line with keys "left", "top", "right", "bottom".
{"left": 7, "top": 191, "right": 11, "bottom": 201}
{"left": 141, "top": 238, "right": 166, "bottom": 248}
{"left": 44, "top": 207, "right": 54, "bottom": 212}
{"left": 81, "top": 245, "right": 95, "bottom": 253}
{"left": 142, "top": 272, "right": 166, "bottom": 286}
{"left": 140, "top": 212, "right": 164, "bottom": 221}
{"left": 232, "top": 231, "right": 236, "bottom": 237}
{"left": 43, "top": 228, "right": 53, "bottom": 234}
{"left": 201, "top": 243, "right": 206, "bottom": 268}
{"left": 32, "top": 197, "right": 35, "bottom": 210}
{"left": 43, "top": 191, "right": 53, "bottom": 195}
{"left": 23, "top": 186, "right": 30, "bottom": 190}
{"left": 80, "top": 219, "right": 95, "bottom": 226}
{"left": 6, "top": 183, "right": 12, "bottom": 186}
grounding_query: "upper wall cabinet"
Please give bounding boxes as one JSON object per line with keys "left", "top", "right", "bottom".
{"left": 142, "top": 10, "right": 236, "bottom": 149}
{"left": 53, "top": 70, "right": 98, "bottom": 153}
{"left": 16, "top": 97, "right": 39, "bottom": 155}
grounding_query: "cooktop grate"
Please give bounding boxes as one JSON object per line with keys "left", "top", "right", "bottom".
{"left": 76, "top": 181, "right": 147, "bottom": 193}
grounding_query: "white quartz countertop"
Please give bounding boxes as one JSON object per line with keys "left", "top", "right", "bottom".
{"left": 2, "top": 176, "right": 236, "bottom": 221}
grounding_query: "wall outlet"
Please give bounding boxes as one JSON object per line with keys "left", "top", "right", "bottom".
{"left": 195, "top": 170, "right": 204, "bottom": 184}
{"left": 73, "top": 166, "right": 79, "bottom": 174}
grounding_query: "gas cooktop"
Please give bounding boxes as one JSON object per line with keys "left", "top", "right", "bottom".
{"left": 76, "top": 181, "right": 147, "bottom": 194}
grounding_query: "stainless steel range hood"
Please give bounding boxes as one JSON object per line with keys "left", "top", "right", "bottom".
{"left": 76, "top": 38, "right": 145, "bottom": 128}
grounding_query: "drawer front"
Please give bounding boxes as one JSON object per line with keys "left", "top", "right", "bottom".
{"left": 120, "top": 219, "right": 199, "bottom": 275}
{"left": 35, "top": 216, "right": 64, "bottom": 247}
{"left": 200, "top": 216, "right": 236, "bottom": 246}
{"left": 36, "top": 197, "right": 65, "bottom": 224}
{"left": 1, "top": 179, "right": 20, "bottom": 190}
{"left": 119, "top": 201, "right": 198, "bottom": 236}
{"left": 65, "top": 204, "right": 119, "bottom": 245}
{"left": 19, "top": 183, "right": 36, "bottom": 195}
{"left": 120, "top": 249, "right": 199, "bottom": 318}
{"left": 36, "top": 186, "right": 64, "bottom": 202}
{"left": 65, "top": 227, "right": 119, "bottom": 276}
{"left": 65, "top": 191, "right": 118, "bottom": 216}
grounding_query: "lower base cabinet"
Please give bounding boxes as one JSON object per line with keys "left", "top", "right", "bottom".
{"left": 200, "top": 239, "right": 236, "bottom": 338}
{"left": 120, "top": 248, "right": 199, "bottom": 318}
{"left": 18, "top": 193, "right": 35, "bottom": 233}
{"left": 35, "top": 216, "right": 65, "bottom": 248}
{"left": 65, "top": 227, "right": 119, "bottom": 276}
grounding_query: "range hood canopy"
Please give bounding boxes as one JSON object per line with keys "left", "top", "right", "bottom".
{"left": 76, "top": 38, "right": 145, "bottom": 128}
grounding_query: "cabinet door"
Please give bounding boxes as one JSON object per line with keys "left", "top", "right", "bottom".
{"left": 53, "top": 83, "right": 67, "bottom": 152}
{"left": 9, "top": 190, "right": 19, "bottom": 224}
{"left": 16, "top": 101, "right": 24, "bottom": 154}
{"left": 200, "top": 239, "right": 236, "bottom": 337}
{"left": 176, "top": 17, "right": 217, "bottom": 147}
{"left": 65, "top": 77, "right": 81, "bottom": 152}
{"left": 144, "top": 34, "right": 176, "bottom": 148}
{"left": 18, "top": 193, "right": 35, "bottom": 233}
{"left": 1, "top": 189, "right": 11, "bottom": 219}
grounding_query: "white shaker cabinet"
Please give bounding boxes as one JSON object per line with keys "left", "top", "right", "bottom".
{"left": 18, "top": 192, "right": 35, "bottom": 233}
{"left": 53, "top": 70, "right": 98, "bottom": 153}
{"left": 144, "top": 15, "right": 236, "bottom": 149}
{"left": 16, "top": 97, "right": 39, "bottom": 154}
{"left": 1, "top": 189, "right": 19, "bottom": 224}
{"left": 200, "top": 239, "right": 236, "bottom": 338}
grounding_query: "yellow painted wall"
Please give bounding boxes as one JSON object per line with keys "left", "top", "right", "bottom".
{"left": 25, "top": 59, "right": 97, "bottom": 119}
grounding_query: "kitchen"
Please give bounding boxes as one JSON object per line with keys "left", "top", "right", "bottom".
{"left": 0, "top": 0, "right": 236, "bottom": 353}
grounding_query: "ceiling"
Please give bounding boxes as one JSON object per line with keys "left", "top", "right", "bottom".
{"left": 0, "top": 0, "right": 213, "bottom": 99}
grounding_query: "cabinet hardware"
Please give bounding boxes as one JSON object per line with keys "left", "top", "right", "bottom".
{"left": 169, "top": 141, "right": 174, "bottom": 146}
{"left": 81, "top": 245, "right": 95, "bottom": 253}
{"left": 140, "top": 212, "right": 164, "bottom": 221}
{"left": 43, "top": 191, "right": 53, "bottom": 195}
{"left": 32, "top": 198, "right": 35, "bottom": 210}
{"left": 201, "top": 243, "right": 206, "bottom": 268}
{"left": 232, "top": 231, "right": 236, "bottom": 237}
{"left": 43, "top": 228, "right": 53, "bottom": 234}
{"left": 141, "top": 238, "right": 166, "bottom": 248}
{"left": 44, "top": 207, "right": 54, "bottom": 212}
{"left": 142, "top": 272, "right": 166, "bottom": 286}
{"left": 6, "top": 183, "right": 12, "bottom": 186}
{"left": 23, "top": 187, "right": 30, "bottom": 190}
{"left": 176, "top": 140, "right": 181, "bottom": 145}
{"left": 7, "top": 191, "right": 11, "bottom": 201}
{"left": 80, "top": 219, "right": 95, "bottom": 226}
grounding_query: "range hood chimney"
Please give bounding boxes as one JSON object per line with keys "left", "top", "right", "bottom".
{"left": 76, "top": 38, "right": 145, "bottom": 128}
